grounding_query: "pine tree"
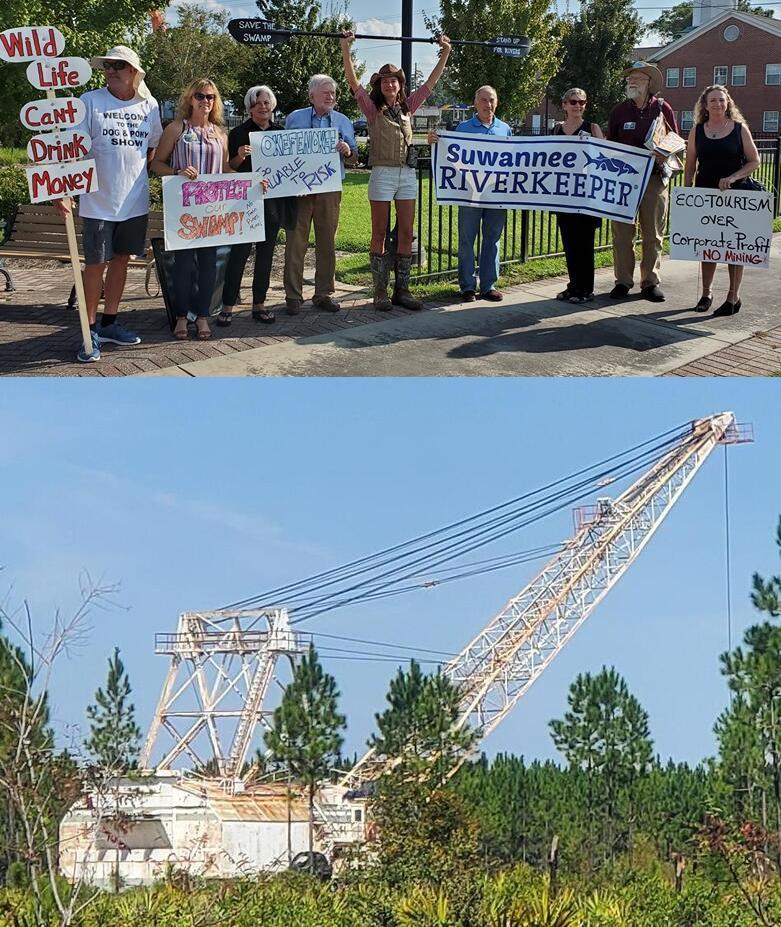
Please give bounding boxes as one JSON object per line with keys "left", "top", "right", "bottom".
{"left": 85, "top": 648, "right": 141, "bottom": 773}
{"left": 264, "top": 644, "right": 346, "bottom": 861}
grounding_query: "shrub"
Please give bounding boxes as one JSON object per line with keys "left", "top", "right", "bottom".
{"left": 0, "top": 166, "right": 28, "bottom": 243}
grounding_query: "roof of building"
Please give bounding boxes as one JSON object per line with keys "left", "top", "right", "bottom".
{"left": 650, "top": 9, "right": 781, "bottom": 61}
{"left": 177, "top": 778, "right": 310, "bottom": 822}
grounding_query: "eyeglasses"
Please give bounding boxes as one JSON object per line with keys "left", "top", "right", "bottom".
{"left": 566, "top": 99, "right": 586, "bottom": 105}
{"left": 194, "top": 92, "right": 216, "bottom": 102}
{"left": 103, "top": 60, "right": 128, "bottom": 71}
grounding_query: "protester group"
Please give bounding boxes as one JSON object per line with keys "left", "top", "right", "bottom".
{"left": 52, "top": 39, "right": 764, "bottom": 363}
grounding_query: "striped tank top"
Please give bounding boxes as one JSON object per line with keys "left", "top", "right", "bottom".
{"left": 171, "top": 120, "right": 223, "bottom": 175}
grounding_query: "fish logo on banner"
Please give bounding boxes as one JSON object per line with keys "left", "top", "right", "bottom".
{"left": 432, "top": 132, "right": 654, "bottom": 223}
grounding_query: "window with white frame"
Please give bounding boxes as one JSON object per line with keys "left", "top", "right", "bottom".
{"left": 666, "top": 67, "right": 680, "bottom": 88}
{"left": 731, "top": 65, "right": 746, "bottom": 86}
{"left": 763, "top": 111, "right": 780, "bottom": 132}
{"left": 680, "top": 111, "right": 694, "bottom": 130}
{"left": 766, "top": 64, "right": 781, "bottom": 85}
{"left": 714, "top": 66, "right": 728, "bottom": 84}
{"left": 683, "top": 67, "right": 696, "bottom": 87}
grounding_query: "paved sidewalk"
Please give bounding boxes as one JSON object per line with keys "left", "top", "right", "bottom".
{"left": 1, "top": 235, "right": 779, "bottom": 377}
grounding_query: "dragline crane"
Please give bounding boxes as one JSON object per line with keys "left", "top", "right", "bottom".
{"left": 132, "top": 412, "right": 750, "bottom": 866}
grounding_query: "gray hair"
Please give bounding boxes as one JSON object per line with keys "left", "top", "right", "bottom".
{"left": 244, "top": 85, "right": 277, "bottom": 114}
{"left": 474, "top": 85, "right": 498, "bottom": 102}
{"left": 308, "top": 74, "right": 337, "bottom": 96}
{"left": 561, "top": 87, "right": 587, "bottom": 103}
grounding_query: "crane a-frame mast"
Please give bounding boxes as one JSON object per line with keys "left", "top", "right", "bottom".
{"left": 340, "top": 411, "right": 751, "bottom": 789}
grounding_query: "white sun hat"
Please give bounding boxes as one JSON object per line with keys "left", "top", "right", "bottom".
{"left": 90, "top": 45, "right": 150, "bottom": 100}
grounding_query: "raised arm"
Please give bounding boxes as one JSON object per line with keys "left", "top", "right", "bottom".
{"left": 422, "top": 35, "right": 451, "bottom": 91}
{"left": 340, "top": 31, "right": 360, "bottom": 93}
{"left": 683, "top": 126, "right": 697, "bottom": 186}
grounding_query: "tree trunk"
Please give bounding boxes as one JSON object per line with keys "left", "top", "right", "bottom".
{"left": 308, "top": 783, "right": 314, "bottom": 874}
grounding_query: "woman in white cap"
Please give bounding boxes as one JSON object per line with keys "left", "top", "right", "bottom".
{"left": 58, "top": 46, "right": 162, "bottom": 363}
{"left": 684, "top": 84, "right": 761, "bottom": 317}
{"left": 340, "top": 30, "right": 451, "bottom": 312}
{"left": 152, "top": 79, "right": 231, "bottom": 341}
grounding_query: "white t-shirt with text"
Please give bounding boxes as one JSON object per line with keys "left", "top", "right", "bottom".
{"left": 77, "top": 87, "right": 163, "bottom": 221}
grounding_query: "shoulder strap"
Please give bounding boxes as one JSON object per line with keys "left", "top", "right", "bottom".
{"left": 736, "top": 122, "right": 746, "bottom": 163}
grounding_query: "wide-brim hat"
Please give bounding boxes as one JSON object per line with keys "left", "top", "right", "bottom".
{"left": 90, "top": 45, "right": 150, "bottom": 100}
{"left": 623, "top": 61, "right": 662, "bottom": 96}
{"left": 370, "top": 63, "right": 406, "bottom": 89}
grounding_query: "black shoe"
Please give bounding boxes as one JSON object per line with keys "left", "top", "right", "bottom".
{"left": 461, "top": 290, "right": 476, "bottom": 302}
{"left": 609, "top": 284, "right": 631, "bottom": 299}
{"left": 641, "top": 285, "right": 666, "bottom": 302}
{"left": 556, "top": 288, "right": 573, "bottom": 301}
{"left": 312, "top": 295, "right": 340, "bottom": 312}
{"left": 694, "top": 296, "right": 713, "bottom": 312}
{"left": 712, "top": 298, "right": 741, "bottom": 317}
{"left": 285, "top": 299, "right": 302, "bottom": 316}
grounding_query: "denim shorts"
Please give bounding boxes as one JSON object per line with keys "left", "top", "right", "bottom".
{"left": 368, "top": 165, "right": 417, "bottom": 202}
{"left": 81, "top": 215, "right": 148, "bottom": 265}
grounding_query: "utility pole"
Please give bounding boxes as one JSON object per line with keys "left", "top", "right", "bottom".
{"left": 401, "top": 0, "right": 413, "bottom": 82}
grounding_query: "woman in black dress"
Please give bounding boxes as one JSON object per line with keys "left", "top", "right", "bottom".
{"left": 684, "top": 84, "right": 761, "bottom": 316}
{"left": 219, "top": 85, "right": 298, "bottom": 325}
{"left": 552, "top": 88, "right": 605, "bottom": 303}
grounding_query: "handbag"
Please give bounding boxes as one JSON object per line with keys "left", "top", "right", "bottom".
{"left": 734, "top": 125, "right": 766, "bottom": 191}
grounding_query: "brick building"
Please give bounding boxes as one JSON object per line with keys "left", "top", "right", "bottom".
{"left": 649, "top": 9, "right": 781, "bottom": 135}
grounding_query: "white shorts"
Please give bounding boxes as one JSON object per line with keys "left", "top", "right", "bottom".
{"left": 368, "top": 165, "right": 417, "bottom": 201}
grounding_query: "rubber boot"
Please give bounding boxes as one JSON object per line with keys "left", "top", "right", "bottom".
{"left": 370, "top": 252, "right": 392, "bottom": 311}
{"left": 392, "top": 254, "right": 423, "bottom": 311}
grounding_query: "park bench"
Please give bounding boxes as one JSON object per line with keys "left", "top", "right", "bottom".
{"left": 0, "top": 202, "right": 163, "bottom": 307}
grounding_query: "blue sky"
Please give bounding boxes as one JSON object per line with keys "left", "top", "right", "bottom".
{"left": 168, "top": 0, "right": 781, "bottom": 97}
{"left": 1, "top": 378, "right": 779, "bottom": 771}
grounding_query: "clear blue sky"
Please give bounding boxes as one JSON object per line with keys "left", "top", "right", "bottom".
{"left": 2, "top": 378, "right": 779, "bottom": 770}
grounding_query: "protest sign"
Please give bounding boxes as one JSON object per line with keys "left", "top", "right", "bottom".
{"left": 669, "top": 187, "right": 773, "bottom": 268}
{"left": 26, "top": 56, "right": 92, "bottom": 90}
{"left": 27, "top": 128, "right": 92, "bottom": 164}
{"left": 162, "top": 175, "right": 266, "bottom": 251}
{"left": 20, "top": 96, "right": 86, "bottom": 130}
{"left": 0, "top": 26, "right": 65, "bottom": 61}
{"left": 26, "top": 159, "right": 98, "bottom": 203}
{"left": 250, "top": 128, "right": 341, "bottom": 199}
{"left": 432, "top": 132, "right": 654, "bottom": 223}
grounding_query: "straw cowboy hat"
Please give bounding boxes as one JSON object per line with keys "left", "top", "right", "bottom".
{"left": 369, "top": 63, "right": 406, "bottom": 89}
{"left": 90, "top": 45, "right": 151, "bottom": 100}
{"left": 623, "top": 61, "right": 663, "bottom": 96}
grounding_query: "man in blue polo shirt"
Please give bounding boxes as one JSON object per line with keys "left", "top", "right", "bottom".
{"left": 283, "top": 74, "right": 358, "bottom": 314}
{"left": 431, "top": 86, "right": 512, "bottom": 301}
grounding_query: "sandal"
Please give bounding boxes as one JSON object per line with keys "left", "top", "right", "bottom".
{"left": 252, "top": 307, "right": 276, "bottom": 324}
{"left": 556, "top": 288, "right": 572, "bottom": 300}
{"left": 173, "top": 318, "right": 188, "bottom": 340}
{"left": 195, "top": 319, "right": 211, "bottom": 340}
{"left": 216, "top": 309, "right": 233, "bottom": 327}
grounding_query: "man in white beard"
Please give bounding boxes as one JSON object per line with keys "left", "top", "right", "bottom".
{"left": 607, "top": 62, "right": 678, "bottom": 303}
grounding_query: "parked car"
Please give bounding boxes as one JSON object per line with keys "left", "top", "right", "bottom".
{"left": 353, "top": 117, "right": 368, "bottom": 137}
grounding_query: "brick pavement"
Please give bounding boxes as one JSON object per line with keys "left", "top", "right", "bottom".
{"left": 0, "top": 258, "right": 412, "bottom": 377}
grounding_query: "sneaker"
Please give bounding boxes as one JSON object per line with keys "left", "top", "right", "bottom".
{"left": 312, "top": 295, "right": 340, "bottom": 312}
{"left": 609, "top": 284, "right": 631, "bottom": 299}
{"left": 97, "top": 321, "right": 141, "bottom": 346}
{"left": 76, "top": 331, "right": 101, "bottom": 363}
{"left": 285, "top": 298, "right": 302, "bottom": 316}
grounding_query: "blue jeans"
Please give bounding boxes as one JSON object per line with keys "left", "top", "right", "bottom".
{"left": 457, "top": 206, "right": 507, "bottom": 294}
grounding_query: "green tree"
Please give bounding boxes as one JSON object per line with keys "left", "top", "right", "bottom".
{"left": 238, "top": 0, "right": 361, "bottom": 118}
{"left": 264, "top": 644, "right": 346, "bottom": 861}
{"left": 425, "top": 0, "right": 561, "bottom": 123}
{"left": 0, "top": 0, "right": 153, "bottom": 146}
{"left": 651, "top": 0, "right": 773, "bottom": 41}
{"left": 370, "top": 660, "right": 475, "bottom": 786}
{"left": 142, "top": 5, "right": 253, "bottom": 112}
{"left": 550, "top": 666, "right": 653, "bottom": 867}
{"left": 752, "top": 517, "right": 781, "bottom": 618}
{"left": 549, "top": 0, "right": 645, "bottom": 127}
{"left": 85, "top": 647, "right": 141, "bottom": 772}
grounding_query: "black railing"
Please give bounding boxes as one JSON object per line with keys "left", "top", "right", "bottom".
{"left": 411, "top": 138, "right": 781, "bottom": 282}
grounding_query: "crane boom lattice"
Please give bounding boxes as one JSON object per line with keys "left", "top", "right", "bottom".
{"left": 341, "top": 412, "right": 751, "bottom": 789}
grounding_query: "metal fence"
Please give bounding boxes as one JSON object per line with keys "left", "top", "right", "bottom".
{"left": 410, "top": 138, "right": 781, "bottom": 282}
